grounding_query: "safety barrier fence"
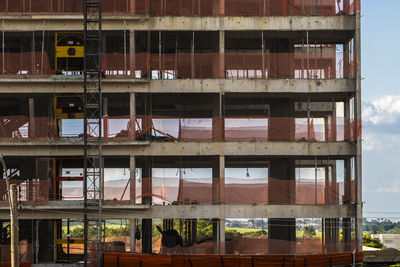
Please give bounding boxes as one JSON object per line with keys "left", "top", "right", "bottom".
{"left": 103, "top": 251, "right": 363, "bottom": 266}
{"left": 102, "top": 176, "right": 356, "bottom": 205}
{"left": 103, "top": 51, "right": 356, "bottom": 79}
{"left": 0, "top": 179, "right": 50, "bottom": 206}
{"left": 0, "top": 116, "right": 361, "bottom": 143}
{"left": 0, "top": 52, "right": 356, "bottom": 79}
{"left": 0, "top": 0, "right": 358, "bottom": 16}
{"left": 0, "top": 52, "right": 53, "bottom": 77}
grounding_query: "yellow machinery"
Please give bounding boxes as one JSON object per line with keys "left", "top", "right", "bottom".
{"left": 54, "top": 95, "right": 84, "bottom": 136}
{"left": 55, "top": 32, "right": 84, "bottom": 73}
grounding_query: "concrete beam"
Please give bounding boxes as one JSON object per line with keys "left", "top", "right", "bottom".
{"left": 0, "top": 203, "right": 356, "bottom": 220}
{"left": 0, "top": 15, "right": 355, "bottom": 31}
{"left": 0, "top": 141, "right": 356, "bottom": 157}
{"left": 0, "top": 78, "right": 355, "bottom": 94}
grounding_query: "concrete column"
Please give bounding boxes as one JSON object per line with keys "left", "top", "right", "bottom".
{"left": 219, "top": 31, "right": 225, "bottom": 78}
{"left": 130, "top": 219, "right": 136, "bottom": 252}
{"left": 130, "top": 156, "right": 136, "bottom": 203}
{"left": 129, "top": 92, "right": 136, "bottom": 139}
{"left": 130, "top": 30, "right": 136, "bottom": 77}
{"left": 142, "top": 159, "right": 152, "bottom": 254}
{"left": 344, "top": 158, "right": 351, "bottom": 204}
{"left": 331, "top": 102, "right": 337, "bottom": 142}
{"left": 342, "top": 218, "right": 352, "bottom": 251}
{"left": 212, "top": 156, "right": 225, "bottom": 253}
{"left": 323, "top": 218, "right": 339, "bottom": 253}
{"left": 344, "top": 99, "right": 351, "bottom": 141}
{"left": 343, "top": 42, "right": 349, "bottom": 78}
{"left": 268, "top": 158, "right": 296, "bottom": 254}
{"left": 212, "top": 94, "right": 224, "bottom": 141}
{"left": 355, "top": 4, "right": 363, "bottom": 251}
{"left": 28, "top": 98, "right": 35, "bottom": 138}
{"left": 212, "top": 218, "right": 225, "bottom": 253}
{"left": 212, "top": 155, "right": 225, "bottom": 204}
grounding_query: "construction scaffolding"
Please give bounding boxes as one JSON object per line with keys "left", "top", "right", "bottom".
{"left": 83, "top": 0, "right": 103, "bottom": 266}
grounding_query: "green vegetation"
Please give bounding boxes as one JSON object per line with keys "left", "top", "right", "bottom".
{"left": 363, "top": 218, "right": 400, "bottom": 234}
{"left": 363, "top": 233, "right": 385, "bottom": 249}
{"left": 303, "top": 226, "right": 316, "bottom": 237}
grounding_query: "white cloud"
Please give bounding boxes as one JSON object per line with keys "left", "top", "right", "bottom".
{"left": 363, "top": 95, "right": 400, "bottom": 125}
{"left": 362, "top": 132, "right": 381, "bottom": 151}
{"left": 376, "top": 178, "right": 400, "bottom": 193}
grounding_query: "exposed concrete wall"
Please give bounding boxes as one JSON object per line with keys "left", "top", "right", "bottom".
{"left": 0, "top": 78, "right": 356, "bottom": 94}
{"left": 0, "top": 141, "right": 357, "bottom": 157}
{"left": 0, "top": 204, "right": 357, "bottom": 220}
{"left": 0, "top": 16, "right": 355, "bottom": 31}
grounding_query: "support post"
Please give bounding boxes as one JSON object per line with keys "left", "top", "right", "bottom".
{"left": 354, "top": 1, "right": 362, "bottom": 251}
{"left": 219, "top": 31, "right": 225, "bottom": 78}
{"left": 130, "top": 156, "right": 136, "bottom": 203}
{"left": 344, "top": 99, "right": 351, "bottom": 142}
{"left": 142, "top": 160, "right": 152, "bottom": 254}
{"left": 343, "top": 42, "right": 349, "bottom": 78}
{"left": 129, "top": 92, "right": 136, "bottom": 139}
{"left": 129, "top": 30, "right": 136, "bottom": 77}
{"left": 28, "top": 98, "right": 35, "bottom": 139}
{"left": 212, "top": 155, "right": 225, "bottom": 204}
{"left": 10, "top": 184, "right": 19, "bottom": 267}
{"left": 130, "top": 219, "right": 136, "bottom": 252}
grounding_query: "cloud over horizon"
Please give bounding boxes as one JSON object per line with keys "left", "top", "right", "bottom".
{"left": 363, "top": 95, "right": 400, "bottom": 126}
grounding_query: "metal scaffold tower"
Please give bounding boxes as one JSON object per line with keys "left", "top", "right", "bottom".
{"left": 83, "top": 0, "right": 103, "bottom": 266}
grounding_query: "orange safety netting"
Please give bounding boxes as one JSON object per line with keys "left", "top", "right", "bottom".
{"left": 0, "top": 179, "right": 49, "bottom": 206}
{"left": 0, "top": 52, "right": 53, "bottom": 77}
{"left": 136, "top": 177, "right": 356, "bottom": 205}
{"left": 0, "top": 52, "right": 356, "bottom": 79}
{"left": 102, "top": 52, "right": 356, "bottom": 79}
{"left": 0, "top": 116, "right": 56, "bottom": 140}
{"left": 0, "top": 116, "right": 362, "bottom": 143}
{"left": 0, "top": 0, "right": 140, "bottom": 14}
{"left": 155, "top": 238, "right": 358, "bottom": 255}
{"left": 61, "top": 174, "right": 356, "bottom": 205}
{"left": 0, "top": 0, "right": 355, "bottom": 15}
{"left": 104, "top": 250, "right": 363, "bottom": 267}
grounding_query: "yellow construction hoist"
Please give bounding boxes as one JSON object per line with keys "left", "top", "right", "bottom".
{"left": 55, "top": 32, "right": 84, "bottom": 74}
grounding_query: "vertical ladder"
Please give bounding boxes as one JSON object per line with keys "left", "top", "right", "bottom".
{"left": 83, "top": 0, "right": 103, "bottom": 266}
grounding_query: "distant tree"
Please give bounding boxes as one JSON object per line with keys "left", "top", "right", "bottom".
{"left": 303, "top": 226, "right": 316, "bottom": 237}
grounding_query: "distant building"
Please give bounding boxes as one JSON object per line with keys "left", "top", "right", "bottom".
{"left": 372, "top": 234, "right": 400, "bottom": 250}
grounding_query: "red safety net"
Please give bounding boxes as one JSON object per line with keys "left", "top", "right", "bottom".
{"left": 0, "top": 0, "right": 140, "bottom": 14}
{"left": 0, "top": 51, "right": 356, "bottom": 80}
{"left": 155, "top": 238, "right": 357, "bottom": 255}
{"left": 0, "top": 116, "right": 362, "bottom": 143}
{"left": 142, "top": 177, "right": 356, "bottom": 205}
{"left": 0, "top": 243, "right": 31, "bottom": 265}
{"left": 0, "top": 179, "right": 49, "bottom": 206}
{"left": 102, "top": 52, "right": 356, "bottom": 79}
{"left": 0, "top": 52, "right": 53, "bottom": 77}
{"left": 103, "top": 251, "right": 363, "bottom": 266}
{"left": 0, "top": 0, "right": 355, "bottom": 16}
{"left": 114, "top": 116, "right": 361, "bottom": 142}
{"left": 225, "top": 0, "right": 355, "bottom": 16}
{"left": 0, "top": 116, "right": 56, "bottom": 141}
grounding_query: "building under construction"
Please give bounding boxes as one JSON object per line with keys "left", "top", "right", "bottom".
{"left": 0, "top": 0, "right": 362, "bottom": 266}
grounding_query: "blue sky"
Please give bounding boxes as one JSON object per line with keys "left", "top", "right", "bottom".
{"left": 361, "top": 0, "right": 400, "bottom": 218}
